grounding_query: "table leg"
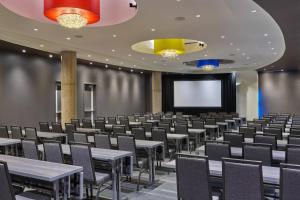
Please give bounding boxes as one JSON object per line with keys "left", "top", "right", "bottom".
{"left": 186, "top": 137, "right": 190, "bottom": 152}
{"left": 68, "top": 176, "right": 71, "bottom": 198}
{"left": 65, "top": 135, "right": 68, "bottom": 144}
{"left": 175, "top": 140, "right": 180, "bottom": 152}
{"left": 111, "top": 160, "right": 121, "bottom": 200}
{"left": 53, "top": 180, "right": 60, "bottom": 200}
{"left": 148, "top": 148, "right": 155, "bottom": 185}
{"left": 63, "top": 177, "right": 68, "bottom": 200}
{"left": 79, "top": 172, "right": 83, "bottom": 199}
{"left": 4, "top": 146, "right": 8, "bottom": 155}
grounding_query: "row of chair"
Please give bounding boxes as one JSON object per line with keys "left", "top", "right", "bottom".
{"left": 176, "top": 154, "right": 300, "bottom": 200}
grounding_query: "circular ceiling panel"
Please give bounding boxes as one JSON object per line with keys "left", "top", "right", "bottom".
{"left": 0, "top": 0, "right": 138, "bottom": 27}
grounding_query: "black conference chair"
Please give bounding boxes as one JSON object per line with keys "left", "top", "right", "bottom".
{"left": 205, "top": 141, "right": 231, "bottom": 161}
{"left": 71, "top": 119, "right": 81, "bottom": 128}
{"left": 39, "top": 122, "right": 50, "bottom": 132}
{"left": 94, "top": 120, "right": 105, "bottom": 131}
{"left": 43, "top": 141, "right": 64, "bottom": 164}
{"left": 280, "top": 163, "right": 300, "bottom": 200}
{"left": 288, "top": 135, "right": 300, "bottom": 145}
{"left": 239, "top": 126, "right": 256, "bottom": 138}
{"left": 113, "top": 125, "right": 126, "bottom": 136}
{"left": 254, "top": 134, "right": 277, "bottom": 150}
{"left": 82, "top": 119, "right": 93, "bottom": 128}
{"left": 0, "top": 125, "right": 9, "bottom": 138}
{"left": 24, "top": 127, "right": 38, "bottom": 142}
{"left": 94, "top": 134, "right": 111, "bottom": 149}
{"left": 152, "top": 127, "right": 176, "bottom": 161}
{"left": 51, "top": 122, "right": 63, "bottom": 133}
{"left": 176, "top": 154, "right": 219, "bottom": 200}
{"left": 243, "top": 143, "right": 272, "bottom": 166}
{"left": 290, "top": 128, "right": 300, "bottom": 136}
{"left": 65, "top": 123, "right": 75, "bottom": 142}
{"left": 286, "top": 144, "right": 300, "bottom": 165}
{"left": 22, "top": 140, "right": 39, "bottom": 160}
{"left": 223, "top": 132, "right": 244, "bottom": 147}
{"left": 132, "top": 127, "right": 146, "bottom": 140}
{"left": 10, "top": 126, "right": 23, "bottom": 139}
{"left": 263, "top": 127, "right": 283, "bottom": 140}
{"left": 223, "top": 158, "right": 264, "bottom": 200}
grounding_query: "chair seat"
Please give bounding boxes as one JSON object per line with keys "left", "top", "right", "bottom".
{"left": 16, "top": 191, "right": 51, "bottom": 200}
{"left": 95, "top": 172, "right": 110, "bottom": 185}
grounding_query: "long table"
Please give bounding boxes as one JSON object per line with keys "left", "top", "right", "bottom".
{"left": 169, "top": 127, "right": 206, "bottom": 147}
{"left": 8, "top": 130, "right": 67, "bottom": 143}
{"left": 165, "top": 159, "right": 280, "bottom": 185}
{"left": 0, "top": 138, "right": 21, "bottom": 155}
{"left": 0, "top": 154, "right": 83, "bottom": 200}
{"left": 38, "top": 144, "right": 132, "bottom": 200}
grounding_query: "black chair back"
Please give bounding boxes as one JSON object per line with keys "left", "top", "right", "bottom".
{"left": 132, "top": 127, "right": 146, "bottom": 140}
{"left": 51, "top": 122, "right": 63, "bottom": 133}
{"left": 39, "top": 122, "right": 50, "bottom": 132}
{"left": 10, "top": 126, "right": 22, "bottom": 139}
{"left": 205, "top": 141, "right": 230, "bottom": 161}
{"left": 254, "top": 134, "right": 277, "bottom": 149}
{"left": 280, "top": 163, "right": 300, "bottom": 200}
{"left": 0, "top": 161, "right": 16, "bottom": 200}
{"left": 286, "top": 144, "right": 300, "bottom": 165}
{"left": 82, "top": 119, "right": 92, "bottom": 128}
{"left": 243, "top": 143, "right": 272, "bottom": 166}
{"left": 224, "top": 132, "right": 244, "bottom": 147}
{"left": 0, "top": 125, "right": 9, "bottom": 138}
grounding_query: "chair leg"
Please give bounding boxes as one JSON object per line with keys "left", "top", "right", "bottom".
{"left": 137, "top": 168, "right": 143, "bottom": 191}
{"left": 95, "top": 184, "right": 102, "bottom": 200}
{"left": 85, "top": 185, "right": 89, "bottom": 198}
{"left": 90, "top": 184, "right": 93, "bottom": 198}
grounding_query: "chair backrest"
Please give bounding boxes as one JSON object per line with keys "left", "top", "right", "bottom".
{"left": 132, "top": 127, "right": 146, "bottom": 140}
{"left": 117, "top": 135, "right": 138, "bottom": 165}
{"left": 95, "top": 134, "right": 111, "bottom": 149}
{"left": 192, "top": 120, "right": 204, "bottom": 129}
{"left": 175, "top": 124, "right": 188, "bottom": 135}
{"left": 65, "top": 123, "right": 75, "bottom": 142}
{"left": 51, "top": 122, "right": 63, "bottom": 133}
{"left": 128, "top": 116, "right": 135, "bottom": 122}
{"left": 70, "top": 144, "right": 95, "bottom": 182}
{"left": 10, "top": 126, "right": 22, "bottom": 139}
{"left": 224, "top": 132, "right": 244, "bottom": 147}
{"left": 152, "top": 128, "right": 170, "bottom": 157}
{"left": 176, "top": 155, "right": 211, "bottom": 200}
{"left": 263, "top": 127, "right": 283, "bottom": 140}
{"left": 94, "top": 120, "right": 105, "bottom": 131}
{"left": 158, "top": 123, "right": 170, "bottom": 133}
{"left": 288, "top": 135, "right": 300, "bottom": 145}
{"left": 142, "top": 122, "right": 152, "bottom": 132}
{"left": 0, "top": 125, "right": 9, "bottom": 138}
{"left": 248, "top": 123, "right": 263, "bottom": 131}
{"left": 96, "top": 117, "right": 105, "bottom": 121}
{"left": 269, "top": 123, "right": 285, "bottom": 130}
{"left": 39, "top": 122, "right": 50, "bottom": 132}
{"left": 22, "top": 140, "right": 39, "bottom": 160}
{"left": 223, "top": 158, "right": 264, "bottom": 200}
{"left": 205, "top": 141, "right": 230, "bottom": 161}
{"left": 43, "top": 141, "right": 64, "bottom": 163}
{"left": 280, "top": 163, "right": 300, "bottom": 200}
{"left": 24, "top": 127, "right": 37, "bottom": 141}
{"left": 254, "top": 134, "right": 277, "bottom": 149}
{"left": 290, "top": 128, "right": 300, "bottom": 136}
{"left": 286, "top": 144, "right": 300, "bottom": 165}
{"left": 239, "top": 126, "right": 256, "bottom": 138}
{"left": 113, "top": 125, "right": 126, "bottom": 135}
{"left": 206, "top": 118, "right": 216, "bottom": 125}
{"left": 82, "top": 119, "right": 92, "bottom": 128}
{"left": 73, "top": 133, "right": 88, "bottom": 143}
{"left": 243, "top": 143, "right": 272, "bottom": 166}
{"left": 119, "top": 119, "right": 130, "bottom": 131}
{"left": 161, "top": 118, "right": 172, "bottom": 124}
{"left": 71, "top": 119, "right": 80, "bottom": 128}
{"left": 108, "top": 117, "right": 116, "bottom": 125}
{"left": 0, "top": 161, "right": 16, "bottom": 200}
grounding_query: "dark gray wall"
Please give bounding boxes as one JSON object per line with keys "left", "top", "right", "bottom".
{"left": 259, "top": 71, "right": 300, "bottom": 115}
{"left": 0, "top": 49, "right": 150, "bottom": 127}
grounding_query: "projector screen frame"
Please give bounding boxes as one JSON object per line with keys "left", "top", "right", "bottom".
{"left": 173, "top": 80, "right": 223, "bottom": 108}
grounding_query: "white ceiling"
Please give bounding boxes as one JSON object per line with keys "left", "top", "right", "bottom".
{"left": 0, "top": 0, "right": 285, "bottom": 73}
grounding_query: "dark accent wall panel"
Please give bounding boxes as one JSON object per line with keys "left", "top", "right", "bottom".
{"left": 0, "top": 49, "right": 150, "bottom": 127}
{"left": 162, "top": 73, "right": 236, "bottom": 114}
{"left": 259, "top": 71, "right": 300, "bottom": 115}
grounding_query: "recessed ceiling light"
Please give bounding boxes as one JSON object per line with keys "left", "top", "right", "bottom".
{"left": 196, "top": 14, "right": 201, "bottom": 18}
{"left": 130, "top": 69, "right": 134, "bottom": 72}
{"left": 133, "top": 64, "right": 136, "bottom": 67}
{"left": 112, "top": 49, "right": 116, "bottom": 53}
{"left": 128, "top": 54, "right": 132, "bottom": 57}
{"left": 281, "top": 69, "right": 284, "bottom": 72}
{"left": 264, "top": 33, "right": 269, "bottom": 37}
{"left": 105, "top": 58, "right": 109, "bottom": 61}
{"left": 236, "top": 48, "right": 240, "bottom": 51}
{"left": 246, "top": 56, "right": 250, "bottom": 60}
{"left": 119, "top": 67, "right": 122, "bottom": 70}
{"left": 89, "top": 62, "right": 93, "bottom": 65}
{"left": 105, "top": 64, "right": 108, "bottom": 68}
{"left": 242, "top": 53, "right": 246, "bottom": 56}
{"left": 140, "top": 71, "right": 144, "bottom": 74}
{"left": 251, "top": 10, "right": 257, "bottom": 13}
{"left": 87, "top": 54, "right": 91, "bottom": 58}
{"left": 176, "top": 0, "right": 181, "bottom": 2}
{"left": 22, "top": 49, "right": 26, "bottom": 53}
{"left": 33, "top": 28, "right": 38, "bottom": 31}
{"left": 66, "top": 37, "right": 71, "bottom": 40}
{"left": 271, "top": 47, "right": 274, "bottom": 50}
{"left": 221, "top": 35, "right": 225, "bottom": 39}
{"left": 268, "top": 41, "right": 272, "bottom": 44}
{"left": 204, "top": 54, "right": 208, "bottom": 57}
{"left": 113, "top": 34, "right": 117, "bottom": 38}
{"left": 49, "top": 54, "right": 53, "bottom": 58}
{"left": 230, "top": 42, "right": 233, "bottom": 46}
{"left": 40, "top": 44, "right": 44, "bottom": 48}
{"left": 151, "top": 28, "right": 156, "bottom": 32}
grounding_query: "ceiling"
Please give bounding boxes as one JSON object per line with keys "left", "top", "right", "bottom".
{"left": 254, "top": 0, "right": 300, "bottom": 71}
{"left": 0, "top": 0, "right": 286, "bottom": 73}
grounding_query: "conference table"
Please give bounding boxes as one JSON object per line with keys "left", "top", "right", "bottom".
{"left": 195, "top": 146, "right": 286, "bottom": 162}
{"left": 169, "top": 127, "right": 206, "bottom": 147}
{"left": 38, "top": 144, "right": 132, "bottom": 200}
{"left": 0, "top": 154, "right": 83, "bottom": 200}
{"left": 0, "top": 138, "right": 21, "bottom": 155}
{"left": 165, "top": 159, "right": 280, "bottom": 185}
{"left": 8, "top": 130, "right": 68, "bottom": 143}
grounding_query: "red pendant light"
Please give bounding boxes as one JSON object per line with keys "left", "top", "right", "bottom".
{"left": 44, "top": 0, "right": 100, "bottom": 28}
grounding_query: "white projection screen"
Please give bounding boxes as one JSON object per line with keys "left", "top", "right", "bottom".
{"left": 174, "top": 80, "right": 222, "bottom": 107}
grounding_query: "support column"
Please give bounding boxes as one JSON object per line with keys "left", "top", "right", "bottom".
{"left": 151, "top": 72, "right": 162, "bottom": 113}
{"left": 61, "top": 51, "right": 77, "bottom": 126}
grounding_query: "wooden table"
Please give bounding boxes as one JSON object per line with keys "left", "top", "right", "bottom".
{"left": 38, "top": 144, "right": 132, "bottom": 200}
{"left": 0, "top": 155, "right": 83, "bottom": 200}
{"left": 165, "top": 159, "right": 280, "bottom": 185}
